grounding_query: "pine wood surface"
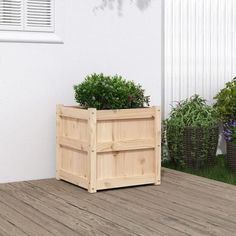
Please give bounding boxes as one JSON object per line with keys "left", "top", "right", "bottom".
{"left": 56, "top": 106, "right": 161, "bottom": 192}
{"left": 0, "top": 168, "right": 236, "bottom": 236}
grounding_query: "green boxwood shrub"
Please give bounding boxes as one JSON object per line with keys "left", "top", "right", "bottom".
{"left": 74, "top": 73, "right": 150, "bottom": 110}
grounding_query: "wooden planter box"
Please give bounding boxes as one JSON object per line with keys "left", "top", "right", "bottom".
{"left": 56, "top": 105, "right": 161, "bottom": 193}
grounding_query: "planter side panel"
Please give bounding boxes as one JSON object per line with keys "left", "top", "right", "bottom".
{"left": 96, "top": 116, "right": 157, "bottom": 189}
{"left": 56, "top": 106, "right": 89, "bottom": 189}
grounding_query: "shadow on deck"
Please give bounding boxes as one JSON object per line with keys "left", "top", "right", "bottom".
{"left": 0, "top": 168, "right": 236, "bottom": 236}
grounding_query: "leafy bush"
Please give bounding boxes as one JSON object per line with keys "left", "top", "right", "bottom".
{"left": 74, "top": 73, "right": 150, "bottom": 110}
{"left": 163, "top": 95, "right": 219, "bottom": 168}
{"left": 213, "top": 78, "right": 236, "bottom": 122}
{"left": 166, "top": 95, "right": 218, "bottom": 128}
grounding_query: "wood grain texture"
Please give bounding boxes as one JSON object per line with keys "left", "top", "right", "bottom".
{"left": 88, "top": 108, "right": 97, "bottom": 193}
{"left": 96, "top": 108, "right": 156, "bottom": 120}
{"left": 56, "top": 106, "right": 161, "bottom": 192}
{"left": 56, "top": 104, "right": 63, "bottom": 180}
{"left": 0, "top": 168, "right": 236, "bottom": 236}
{"left": 59, "top": 106, "right": 89, "bottom": 120}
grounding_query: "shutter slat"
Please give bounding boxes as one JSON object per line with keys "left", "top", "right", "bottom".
{"left": 0, "top": 0, "right": 23, "bottom": 28}
{"left": 0, "top": 0, "right": 54, "bottom": 32}
{"left": 25, "top": 0, "right": 54, "bottom": 32}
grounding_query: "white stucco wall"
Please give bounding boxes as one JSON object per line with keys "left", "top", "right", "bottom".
{"left": 0, "top": 0, "right": 162, "bottom": 182}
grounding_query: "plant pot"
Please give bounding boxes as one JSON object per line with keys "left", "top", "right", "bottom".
{"left": 167, "top": 126, "right": 219, "bottom": 169}
{"left": 56, "top": 105, "right": 161, "bottom": 193}
{"left": 227, "top": 142, "right": 236, "bottom": 173}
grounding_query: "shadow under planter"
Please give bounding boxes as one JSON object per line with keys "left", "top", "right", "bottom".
{"left": 227, "top": 142, "right": 236, "bottom": 173}
{"left": 56, "top": 105, "right": 161, "bottom": 193}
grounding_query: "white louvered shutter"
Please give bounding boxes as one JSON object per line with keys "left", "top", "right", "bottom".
{"left": 0, "top": 0, "right": 23, "bottom": 30}
{"left": 25, "top": 0, "right": 54, "bottom": 32}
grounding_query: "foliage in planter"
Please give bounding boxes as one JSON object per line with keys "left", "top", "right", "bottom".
{"left": 163, "top": 95, "right": 219, "bottom": 168}
{"left": 213, "top": 78, "right": 236, "bottom": 143}
{"left": 74, "top": 73, "right": 150, "bottom": 110}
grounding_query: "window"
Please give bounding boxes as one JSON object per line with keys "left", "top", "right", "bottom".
{"left": 0, "top": 0, "right": 62, "bottom": 43}
{"left": 0, "top": 0, "right": 54, "bottom": 32}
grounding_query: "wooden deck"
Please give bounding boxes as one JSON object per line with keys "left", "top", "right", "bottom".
{"left": 0, "top": 168, "right": 236, "bottom": 236}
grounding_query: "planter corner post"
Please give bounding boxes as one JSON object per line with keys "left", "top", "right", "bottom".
{"left": 88, "top": 108, "right": 97, "bottom": 193}
{"left": 56, "top": 104, "right": 63, "bottom": 180}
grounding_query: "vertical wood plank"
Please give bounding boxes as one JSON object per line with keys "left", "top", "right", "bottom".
{"left": 88, "top": 108, "right": 97, "bottom": 193}
{"left": 153, "top": 106, "right": 161, "bottom": 185}
{"left": 56, "top": 105, "right": 63, "bottom": 180}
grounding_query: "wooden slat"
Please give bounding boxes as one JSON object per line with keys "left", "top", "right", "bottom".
{"left": 97, "top": 175, "right": 155, "bottom": 190}
{"left": 59, "top": 170, "right": 89, "bottom": 189}
{"left": 96, "top": 139, "right": 155, "bottom": 152}
{"left": 88, "top": 108, "right": 97, "bottom": 193}
{"left": 58, "top": 137, "right": 88, "bottom": 152}
{"left": 56, "top": 105, "right": 160, "bottom": 192}
{"left": 96, "top": 107, "right": 157, "bottom": 121}
{"left": 56, "top": 104, "right": 63, "bottom": 180}
{"left": 59, "top": 106, "right": 89, "bottom": 120}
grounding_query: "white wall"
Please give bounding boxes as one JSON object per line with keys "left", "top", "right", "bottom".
{"left": 0, "top": 0, "right": 162, "bottom": 182}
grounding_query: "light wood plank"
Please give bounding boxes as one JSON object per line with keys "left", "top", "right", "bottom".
{"left": 59, "top": 170, "right": 89, "bottom": 189}
{"left": 88, "top": 108, "right": 97, "bottom": 193}
{"left": 96, "top": 139, "right": 155, "bottom": 152}
{"left": 59, "top": 136, "right": 88, "bottom": 152}
{"left": 56, "top": 104, "right": 63, "bottom": 180}
{"left": 96, "top": 107, "right": 157, "bottom": 121}
{"left": 59, "top": 106, "right": 89, "bottom": 120}
{"left": 97, "top": 175, "right": 155, "bottom": 190}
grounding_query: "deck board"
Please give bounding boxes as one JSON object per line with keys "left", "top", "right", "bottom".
{"left": 0, "top": 168, "right": 236, "bottom": 236}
